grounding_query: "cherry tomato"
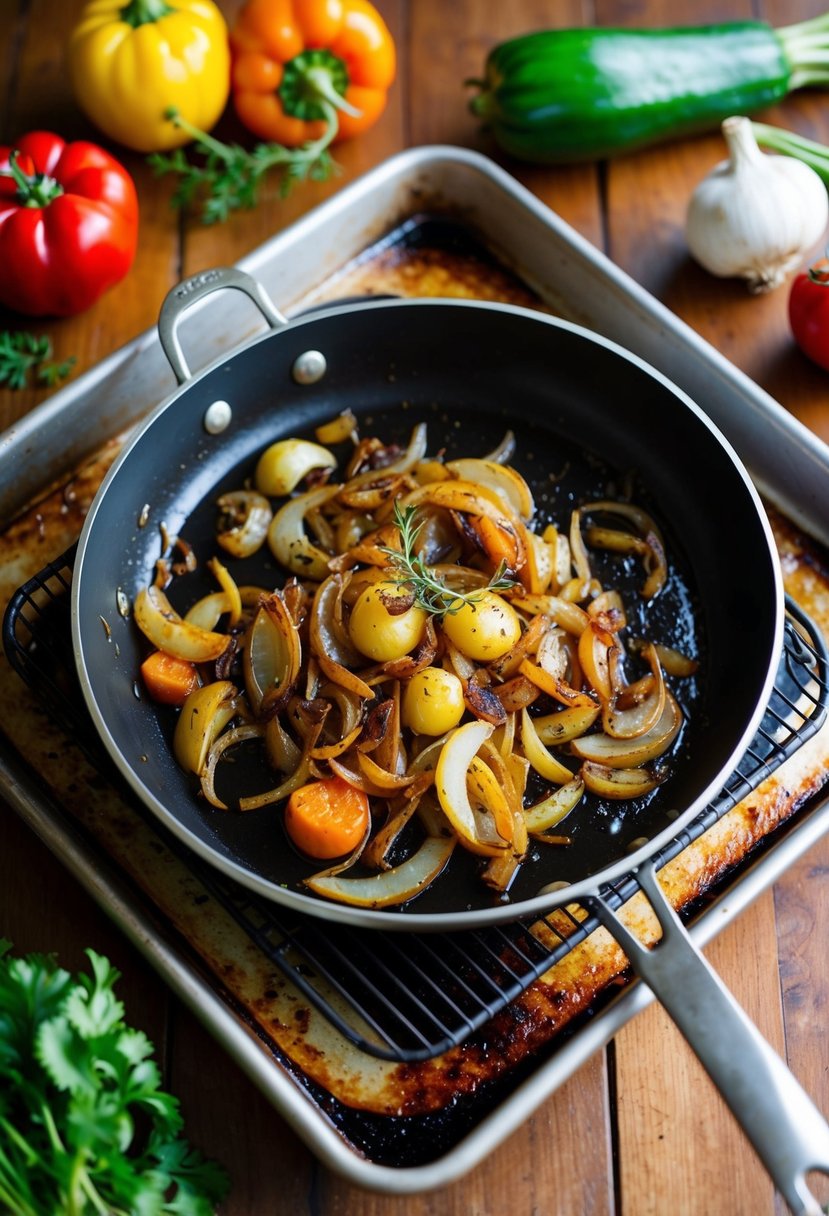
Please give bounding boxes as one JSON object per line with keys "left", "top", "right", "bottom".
{"left": 788, "top": 257, "right": 829, "bottom": 372}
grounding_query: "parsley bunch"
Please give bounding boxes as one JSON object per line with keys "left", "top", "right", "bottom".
{"left": 0, "top": 942, "right": 228, "bottom": 1215}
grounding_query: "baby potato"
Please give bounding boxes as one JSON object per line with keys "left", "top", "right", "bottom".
{"left": 349, "top": 581, "right": 427, "bottom": 662}
{"left": 402, "top": 667, "right": 465, "bottom": 735}
{"left": 442, "top": 591, "right": 521, "bottom": 662}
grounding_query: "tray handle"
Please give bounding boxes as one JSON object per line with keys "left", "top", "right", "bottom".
{"left": 158, "top": 266, "right": 288, "bottom": 384}
{"left": 584, "top": 861, "right": 829, "bottom": 1216}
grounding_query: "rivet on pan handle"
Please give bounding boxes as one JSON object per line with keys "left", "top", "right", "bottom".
{"left": 583, "top": 861, "right": 829, "bottom": 1216}
{"left": 158, "top": 266, "right": 288, "bottom": 385}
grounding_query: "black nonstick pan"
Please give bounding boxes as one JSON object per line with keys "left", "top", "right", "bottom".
{"left": 71, "top": 269, "right": 829, "bottom": 1210}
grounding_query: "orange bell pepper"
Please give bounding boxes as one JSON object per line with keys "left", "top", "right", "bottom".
{"left": 230, "top": 0, "right": 395, "bottom": 147}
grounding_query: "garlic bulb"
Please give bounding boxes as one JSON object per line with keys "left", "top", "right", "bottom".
{"left": 686, "top": 115, "right": 829, "bottom": 294}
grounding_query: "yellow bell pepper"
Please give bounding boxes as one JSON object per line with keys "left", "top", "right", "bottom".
{"left": 68, "top": 0, "right": 231, "bottom": 153}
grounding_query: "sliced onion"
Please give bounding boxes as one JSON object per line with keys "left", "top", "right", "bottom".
{"left": 603, "top": 642, "right": 666, "bottom": 739}
{"left": 311, "top": 574, "right": 361, "bottom": 667}
{"left": 243, "top": 593, "right": 301, "bottom": 717}
{"left": 444, "top": 458, "right": 535, "bottom": 521}
{"left": 482, "top": 807, "right": 527, "bottom": 893}
{"left": 134, "top": 585, "right": 229, "bottom": 662}
{"left": 466, "top": 756, "right": 515, "bottom": 846}
{"left": 580, "top": 761, "right": 665, "bottom": 799}
{"left": 520, "top": 707, "right": 576, "bottom": 785}
{"left": 357, "top": 751, "right": 420, "bottom": 792}
{"left": 435, "top": 720, "right": 511, "bottom": 856}
{"left": 511, "top": 594, "right": 589, "bottom": 636}
{"left": 173, "top": 680, "right": 237, "bottom": 774}
{"left": 315, "top": 409, "right": 358, "bottom": 446}
{"left": 519, "top": 658, "right": 599, "bottom": 711}
{"left": 568, "top": 508, "right": 594, "bottom": 585}
{"left": 489, "top": 612, "right": 549, "bottom": 681}
{"left": 481, "top": 429, "right": 516, "bottom": 464}
{"left": 533, "top": 703, "right": 600, "bottom": 745}
{"left": 264, "top": 716, "right": 302, "bottom": 773}
{"left": 581, "top": 501, "right": 667, "bottom": 599}
{"left": 520, "top": 527, "right": 554, "bottom": 593}
{"left": 577, "top": 619, "right": 619, "bottom": 703}
{"left": 523, "top": 777, "right": 585, "bottom": 837}
{"left": 361, "top": 778, "right": 435, "bottom": 870}
{"left": 493, "top": 675, "right": 540, "bottom": 713}
{"left": 184, "top": 585, "right": 266, "bottom": 631}
{"left": 571, "top": 691, "right": 681, "bottom": 768}
{"left": 201, "top": 723, "right": 264, "bottom": 809}
{"left": 268, "top": 483, "right": 341, "bottom": 580}
{"left": 207, "top": 556, "right": 242, "bottom": 626}
{"left": 304, "top": 835, "right": 456, "bottom": 907}
{"left": 255, "top": 438, "right": 337, "bottom": 497}
{"left": 316, "top": 652, "right": 374, "bottom": 700}
{"left": 216, "top": 490, "right": 272, "bottom": 559}
{"left": 341, "top": 424, "right": 428, "bottom": 492}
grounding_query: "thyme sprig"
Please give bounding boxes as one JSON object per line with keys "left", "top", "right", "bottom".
{"left": 380, "top": 501, "right": 516, "bottom": 616}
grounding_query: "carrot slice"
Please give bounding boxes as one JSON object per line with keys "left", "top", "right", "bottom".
{"left": 285, "top": 776, "right": 371, "bottom": 860}
{"left": 140, "top": 650, "right": 200, "bottom": 706}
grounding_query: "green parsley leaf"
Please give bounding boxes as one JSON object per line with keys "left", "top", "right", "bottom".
{"left": 0, "top": 946, "right": 229, "bottom": 1214}
{"left": 0, "top": 332, "right": 76, "bottom": 390}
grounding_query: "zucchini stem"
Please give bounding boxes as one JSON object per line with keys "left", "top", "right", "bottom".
{"left": 751, "top": 121, "right": 829, "bottom": 187}
{"left": 777, "top": 11, "right": 829, "bottom": 88}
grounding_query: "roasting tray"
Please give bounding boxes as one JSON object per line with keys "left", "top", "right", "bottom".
{"left": 2, "top": 147, "right": 829, "bottom": 1192}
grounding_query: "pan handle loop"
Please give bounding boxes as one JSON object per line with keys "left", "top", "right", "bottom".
{"left": 158, "top": 266, "right": 288, "bottom": 385}
{"left": 583, "top": 860, "right": 829, "bottom": 1216}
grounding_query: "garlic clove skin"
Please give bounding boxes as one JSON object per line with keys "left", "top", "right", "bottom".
{"left": 686, "top": 115, "right": 829, "bottom": 294}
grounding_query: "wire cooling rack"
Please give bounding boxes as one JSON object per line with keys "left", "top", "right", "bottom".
{"left": 4, "top": 547, "right": 828, "bottom": 1062}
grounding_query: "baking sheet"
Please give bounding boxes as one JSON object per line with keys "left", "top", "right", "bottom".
{"left": 2, "top": 146, "right": 829, "bottom": 1191}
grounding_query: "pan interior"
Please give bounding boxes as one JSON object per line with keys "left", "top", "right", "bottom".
{"left": 72, "top": 300, "right": 782, "bottom": 926}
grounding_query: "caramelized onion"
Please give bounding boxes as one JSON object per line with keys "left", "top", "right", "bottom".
{"left": 134, "top": 585, "right": 229, "bottom": 662}
{"left": 243, "top": 593, "right": 301, "bottom": 717}
{"left": 216, "top": 490, "right": 272, "bottom": 559}
{"left": 304, "top": 835, "right": 455, "bottom": 907}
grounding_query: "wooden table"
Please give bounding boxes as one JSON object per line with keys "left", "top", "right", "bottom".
{"left": 2, "top": 1, "right": 828, "bottom": 1212}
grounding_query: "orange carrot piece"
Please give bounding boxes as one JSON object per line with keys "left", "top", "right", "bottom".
{"left": 140, "top": 650, "right": 201, "bottom": 706}
{"left": 285, "top": 776, "right": 370, "bottom": 860}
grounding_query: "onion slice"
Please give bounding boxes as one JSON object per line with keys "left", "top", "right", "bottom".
{"left": 581, "top": 761, "right": 664, "bottom": 799}
{"left": 243, "top": 593, "right": 301, "bottom": 717}
{"left": 134, "top": 585, "right": 229, "bottom": 662}
{"left": 216, "top": 490, "right": 272, "bottom": 558}
{"left": 268, "top": 484, "right": 342, "bottom": 580}
{"left": 304, "top": 835, "right": 455, "bottom": 907}
{"left": 520, "top": 707, "right": 576, "bottom": 785}
{"left": 571, "top": 691, "right": 681, "bottom": 768}
{"left": 173, "top": 680, "right": 237, "bottom": 774}
{"left": 523, "top": 777, "right": 585, "bottom": 837}
{"left": 435, "top": 720, "right": 512, "bottom": 856}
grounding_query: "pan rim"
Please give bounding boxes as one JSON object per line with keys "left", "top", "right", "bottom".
{"left": 71, "top": 295, "right": 785, "bottom": 931}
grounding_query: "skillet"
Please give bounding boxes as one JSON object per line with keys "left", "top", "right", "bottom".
{"left": 71, "top": 266, "right": 782, "bottom": 929}
{"left": 72, "top": 269, "right": 829, "bottom": 1211}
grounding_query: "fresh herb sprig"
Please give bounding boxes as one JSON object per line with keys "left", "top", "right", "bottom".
{"left": 381, "top": 501, "right": 516, "bottom": 616}
{"left": 148, "top": 107, "right": 340, "bottom": 225}
{"left": 0, "top": 941, "right": 229, "bottom": 1216}
{"left": 0, "top": 332, "right": 75, "bottom": 390}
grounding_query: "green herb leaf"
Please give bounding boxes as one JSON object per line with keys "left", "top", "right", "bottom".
{"left": 148, "top": 107, "right": 340, "bottom": 225}
{"left": 0, "top": 331, "right": 76, "bottom": 390}
{"left": 380, "top": 501, "right": 517, "bottom": 616}
{"left": 0, "top": 946, "right": 229, "bottom": 1214}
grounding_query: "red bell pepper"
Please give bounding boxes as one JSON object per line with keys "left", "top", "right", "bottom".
{"left": 0, "top": 131, "right": 139, "bottom": 318}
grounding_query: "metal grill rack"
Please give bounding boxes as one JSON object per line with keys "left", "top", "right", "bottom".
{"left": 4, "top": 547, "right": 828, "bottom": 1063}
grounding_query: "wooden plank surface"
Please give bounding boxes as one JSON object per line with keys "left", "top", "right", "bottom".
{"left": 1, "top": 1, "right": 828, "bottom": 1213}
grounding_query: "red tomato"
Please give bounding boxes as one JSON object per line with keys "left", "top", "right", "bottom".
{"left": 788, "top": 257, "right": 829, "bottom": 372}
{"left": 0, "top": 130, "right": 138, "bottom": 317}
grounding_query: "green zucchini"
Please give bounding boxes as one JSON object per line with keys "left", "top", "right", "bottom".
{"left": 468, "top": 14, "right": 829, "bottom": 163}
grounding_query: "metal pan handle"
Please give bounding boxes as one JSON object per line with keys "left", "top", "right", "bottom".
{"left": 585, "top": 861, "right": 829, "bottom": 1216}
{"left": 158, "top": 266, "right": 288, "bottom": 384}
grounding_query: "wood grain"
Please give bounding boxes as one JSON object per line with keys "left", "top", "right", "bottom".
{"left": 1, "top": 1, "right": 828, "bottom": 1213}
